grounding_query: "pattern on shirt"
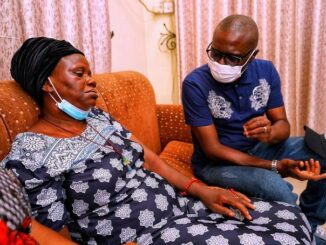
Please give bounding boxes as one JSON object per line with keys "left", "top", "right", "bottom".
{"left": 207, "top": 90, "right": 233, "bottom": 119}
{"left": 250, "top": 79, "right": 271, "bottom": 111}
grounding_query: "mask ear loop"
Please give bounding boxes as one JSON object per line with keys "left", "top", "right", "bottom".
{"left": 241, "top": 49, "right": 257, "bottom": 74}
{"left": 47, "top": 77, "right": 63, "bottom": 105}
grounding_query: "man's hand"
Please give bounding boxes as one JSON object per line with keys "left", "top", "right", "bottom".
{"left": 197, "top": 186, "right": 255, "bottom": 221}
{"left": 278, "top": 158, "right": 326, "bottom": 181}
{"left": 243, "top": 115, "right": 271, "bottom": 142}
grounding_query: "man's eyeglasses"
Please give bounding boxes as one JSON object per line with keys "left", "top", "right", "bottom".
{"left": 206, "top": 43, "right": 255, "bottom": 66}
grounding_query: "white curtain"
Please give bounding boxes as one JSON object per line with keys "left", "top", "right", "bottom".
{"left": 0, "top": 0, "right": 111, "bottom": 80}
{"left": 175, "top": 0, "right": 326, "bottom": 135}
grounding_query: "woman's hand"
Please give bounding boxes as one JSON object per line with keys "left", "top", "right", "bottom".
{"left": 278, "top": 158, "right": 326, "bottom": 181}
{"left": 196, "top": 185, "right": 255, "bottom": 221}
{"left": 31, "top": 220, "right": 76, "bottom": 245}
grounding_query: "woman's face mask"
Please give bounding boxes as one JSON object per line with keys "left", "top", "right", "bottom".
{"left": 47, "top": 77, "right": 90, "bottom": 120}
{"left": 208, "top": 49, "right": 256, "bottom": 84}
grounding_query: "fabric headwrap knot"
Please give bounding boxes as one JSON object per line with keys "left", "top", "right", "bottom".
{"left": 10, "top": 37, "right": 84, "bottom": 104}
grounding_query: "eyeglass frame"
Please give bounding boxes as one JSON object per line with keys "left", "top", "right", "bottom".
{"left": 206, "top": 42, "right": 255, "bottom": 66}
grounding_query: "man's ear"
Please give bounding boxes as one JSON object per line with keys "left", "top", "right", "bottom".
{"left": 42, "top": 80, "right": 54, "bottom": 92}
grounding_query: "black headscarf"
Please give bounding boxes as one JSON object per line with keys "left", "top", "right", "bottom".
{"left": 10, "top": 37, "right": 84, "bottom": 104}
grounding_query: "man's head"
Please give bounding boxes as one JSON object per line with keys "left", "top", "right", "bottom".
{"left": 10, "top": 37, "right": 84, "bottom": 104}
{"left": 209, "top": 14, "right": 259, "bottom": 66}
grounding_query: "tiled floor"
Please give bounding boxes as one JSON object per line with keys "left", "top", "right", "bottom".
{"left": 285, "top": 177, "right": 307, "bottom": 203}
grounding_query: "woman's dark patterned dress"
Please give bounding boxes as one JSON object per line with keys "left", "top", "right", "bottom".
{"left": 3, "top": 108, "right": 313, "bottom": 244}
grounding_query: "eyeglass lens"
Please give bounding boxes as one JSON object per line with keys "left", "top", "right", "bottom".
{"left": 206, "top": 42, "right": 254, "bottom": 66}
{"left": 207, "top": 49, "right": 242, "bottom": 65}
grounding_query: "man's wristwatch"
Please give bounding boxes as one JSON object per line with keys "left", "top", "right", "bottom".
{"left": 271, "top": 160, "right": 279, "bottom": 173}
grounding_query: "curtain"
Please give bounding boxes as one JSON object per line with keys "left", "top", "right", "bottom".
{"left": 175, "top": 0, "right": 326, "bottom": 135}
{"left": 0, "top": 0, "right": 111, "bottom": 80}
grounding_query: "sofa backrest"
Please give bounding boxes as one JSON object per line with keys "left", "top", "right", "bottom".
{"left": 0, "top": 81, "right": 40, "bottom": 159}
{"left": 0, "top": 71, "right": 161, "bottom": 160}
{"left": 93, "top": 71, "right": 161, "bottom": 153}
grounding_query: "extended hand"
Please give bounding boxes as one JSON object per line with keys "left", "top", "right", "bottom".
{"left": 243, "top": 115, "right": 271, "bottom": 142}
{"left": 293, "top": 159, "right": 326, "bottom": 181}
{"left": 279, "top": 158, "right": 326, "bottom": 181}
{"left": 198, "top": 186, "right": 255, "bottom": 220}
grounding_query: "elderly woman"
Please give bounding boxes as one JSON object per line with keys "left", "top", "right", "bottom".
{"left": 2, "top": 37, "right": 314, "bottom": 244}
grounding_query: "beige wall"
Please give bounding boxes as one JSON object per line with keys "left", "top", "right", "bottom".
{"left": 109, "top": 0, "right": 175, "bottom": 104}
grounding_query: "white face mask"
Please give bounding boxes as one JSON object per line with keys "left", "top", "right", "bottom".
{"left": 208, "top": 50, "right": 256, "bottom": 84}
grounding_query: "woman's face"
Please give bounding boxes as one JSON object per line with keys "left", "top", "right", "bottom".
{"left": 49, "top": 53, "right": 98, "bottom": 111}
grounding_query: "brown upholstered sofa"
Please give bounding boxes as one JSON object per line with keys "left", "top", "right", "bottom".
{"left": 0, "top": 71, "right": 194, "bottom": 178}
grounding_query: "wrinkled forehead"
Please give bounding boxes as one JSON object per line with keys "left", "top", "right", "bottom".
{"left": 51, "top": 53, "right": 91, "bottom": 75}
{"left": 212, "top": 18, "right": 258, "bottom": 51}
{"left": 212, "top": 28, "right": 254, "bottom": 53}
{"left": 57, "top": 53, "right": 87, "bottom": 65}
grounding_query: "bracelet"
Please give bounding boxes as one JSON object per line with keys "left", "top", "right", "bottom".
{"left": 228, "top": 188, "right": 240, "bottom": 198}
{"left": 180, "top": 177, "right": 200, "bottom": 196}
{"left": 271, "top": 160, "right": 279, "bottom": 173}
{"left": 22, "top": 216, "right": 32, "bottom": 234}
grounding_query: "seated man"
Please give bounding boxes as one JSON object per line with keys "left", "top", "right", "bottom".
{"left": 182, "top": 14, "right": 326, "bottom": 242}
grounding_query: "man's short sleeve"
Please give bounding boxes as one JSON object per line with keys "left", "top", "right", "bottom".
{"left": 266, "top": 62, "right": 284, "bottom": 109}
{"left": 182, "top": 78, "right": 213, "bottom": 127}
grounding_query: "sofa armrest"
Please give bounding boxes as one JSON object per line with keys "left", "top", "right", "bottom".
{"left": 156, "top": 104, "right": 192, "bottom": 150}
